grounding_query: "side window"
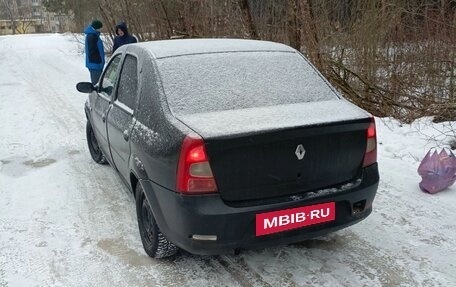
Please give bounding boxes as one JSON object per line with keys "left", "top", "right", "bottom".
{"left": 100, "top": 55, "right": 122, "bottom": 97}
{"left": 116, "top": 55, "right": 138, "bottom": 110}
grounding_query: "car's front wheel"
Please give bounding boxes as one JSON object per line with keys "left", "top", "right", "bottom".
{"left": 135, "top": 183, "right": 178, "bottom": 258}
{"left": 86, "top": 121, "right": 107, "bottom": 164}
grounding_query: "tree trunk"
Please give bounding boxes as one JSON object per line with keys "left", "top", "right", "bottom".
{"left": 287, "top": 0, "right": 301, "bottom": 50}
{"left": 301, "top": 0, "right": 322, "bottom": 69}
{"left": 238, "top": 0, "right": 258, "bottom": 39}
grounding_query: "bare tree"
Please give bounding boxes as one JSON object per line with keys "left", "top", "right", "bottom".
{"left": 46, "top": 0, "right": 456, "bottom": 123}
{"left": 1, "top": 0, "right": 17, "bottom": 34}
{"left": 15, "top": 2, "right": 33, "bottom": 34}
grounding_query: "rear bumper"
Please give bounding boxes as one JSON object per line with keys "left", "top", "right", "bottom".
{"left": 141, "top": 164, "right": 379, "bottom": 255}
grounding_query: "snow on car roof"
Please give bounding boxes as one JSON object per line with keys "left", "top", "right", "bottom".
{"left": 135, "top": 38, "right": 296, "bottom": 59}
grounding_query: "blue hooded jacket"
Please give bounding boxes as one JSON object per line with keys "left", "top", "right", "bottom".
{"left": 113, "top": 22, "right": 137, "bottom": 53}
{"left": 84, "top": 25, "right": 105, "bottom": 71}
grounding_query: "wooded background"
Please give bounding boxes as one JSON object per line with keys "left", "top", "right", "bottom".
{"left": 43, "top": 0, "right": 456, "bottom": 122}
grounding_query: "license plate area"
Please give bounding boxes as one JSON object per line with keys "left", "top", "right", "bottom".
{"left": 255, "top": 202, "right": 336, "bottom": 236}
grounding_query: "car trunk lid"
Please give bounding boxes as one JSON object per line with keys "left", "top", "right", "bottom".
{"left": 176, "top": 99, "right": 371, "bottom": 202}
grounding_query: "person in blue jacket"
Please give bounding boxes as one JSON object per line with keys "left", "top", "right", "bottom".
{"left": 112, "top": 22, "right": 137, "bottom": 53}
{"left": 84, "top": 20, "right": 105, "bottom": 85}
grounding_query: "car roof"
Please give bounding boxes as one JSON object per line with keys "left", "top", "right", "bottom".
{"left": 134, "top": 38, "right": 296, "bottom": 59}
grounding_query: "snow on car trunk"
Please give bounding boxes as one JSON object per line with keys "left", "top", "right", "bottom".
{"left": 176, "top": 101, "right": 371, "bottom": 202}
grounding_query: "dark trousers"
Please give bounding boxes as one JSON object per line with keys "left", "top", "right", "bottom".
{"left": 89, "top": 69, "right": 102, "bottom": 85}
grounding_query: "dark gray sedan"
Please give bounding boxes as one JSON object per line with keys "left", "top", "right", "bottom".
{"left": 77, "top": 39, "right": 379, "bottom": 258}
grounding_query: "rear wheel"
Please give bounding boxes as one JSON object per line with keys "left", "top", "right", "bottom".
{"left": 86, "top": 121, "right": 107, "bottom": 164}
{"left": 135, "top": 183, "right": 178, "bottom": 258}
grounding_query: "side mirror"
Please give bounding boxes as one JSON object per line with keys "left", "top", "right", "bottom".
{"left": 76, "top": 82, "right": 95, "bottom": 93}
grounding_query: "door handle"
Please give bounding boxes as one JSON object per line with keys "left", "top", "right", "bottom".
{"left": 102, "top": 113, "right": 106, "bottom": 122}
{"left": 123, "top": 130, "right": 129, "bottom": 141}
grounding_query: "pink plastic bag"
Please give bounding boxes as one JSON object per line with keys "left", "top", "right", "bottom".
{"left": 417, "top": 148, "right": 456, "bottom": 194}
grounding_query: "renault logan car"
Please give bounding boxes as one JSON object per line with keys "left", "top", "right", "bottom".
{"left": 76, "top": 39, "right": 379, "bottom": 258}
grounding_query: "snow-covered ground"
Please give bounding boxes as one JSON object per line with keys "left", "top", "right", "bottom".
{"left": 0, "top": 34, "right": 455, "bottom": 287}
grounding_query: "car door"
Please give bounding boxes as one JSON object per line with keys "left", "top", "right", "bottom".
{"left": 90, "top": 55, "right": 122, "bottom": 162}
{"left": 106, "top": 54, "right": 140, "bottom": 181}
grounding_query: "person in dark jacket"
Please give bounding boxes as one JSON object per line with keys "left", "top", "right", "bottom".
{"left": 84, "top": 20, "right": 105, "bottom": 85}
{"left": 112, "top": 22, "right": 137, "bottom": 53}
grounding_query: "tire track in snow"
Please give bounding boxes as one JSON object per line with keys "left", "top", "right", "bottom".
{"left": 0, "top": 35, "right": 137, "bottom": 286}
{"left": 0, "top": 260, "right": 6, "bottom": 287}
{"left": 0, "top": 36, "right": 72, "bottom": 287}
{"left": 214, "top": 255, "right": 274, "bottom": 287}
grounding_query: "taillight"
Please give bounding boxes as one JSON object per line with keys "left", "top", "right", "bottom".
{"left": 363, "top": 118, "right": 377, "bottom": 167}
{"left": 177, "top": 135, "right": 218, "bottom": 194}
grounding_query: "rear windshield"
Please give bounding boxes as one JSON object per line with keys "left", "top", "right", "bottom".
{"left": 156, "top": 51, "right": 338, "bottom": 115}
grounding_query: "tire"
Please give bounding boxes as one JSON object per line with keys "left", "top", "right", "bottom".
{"left": 86, "top": 121, "right": 107, "bottom": 164}
{"left": 135, "top": 183, "right": 178, "bottom": 258}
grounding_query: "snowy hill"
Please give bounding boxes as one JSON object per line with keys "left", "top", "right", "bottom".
{"left": 0, "top": 34, "right": 455, "bottom": 286}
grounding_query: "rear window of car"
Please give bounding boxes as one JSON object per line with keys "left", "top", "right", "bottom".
{"left": 156, "top": 51, "right": 338, "bottom": 115}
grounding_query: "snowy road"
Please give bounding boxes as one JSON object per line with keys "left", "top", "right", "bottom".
{"left": 0, "top": 34, "right": 455, "bottom": 287}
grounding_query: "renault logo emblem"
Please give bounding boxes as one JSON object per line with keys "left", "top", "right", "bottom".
{"left": 295, "top": 144, "right": 306, "bottom": 160}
